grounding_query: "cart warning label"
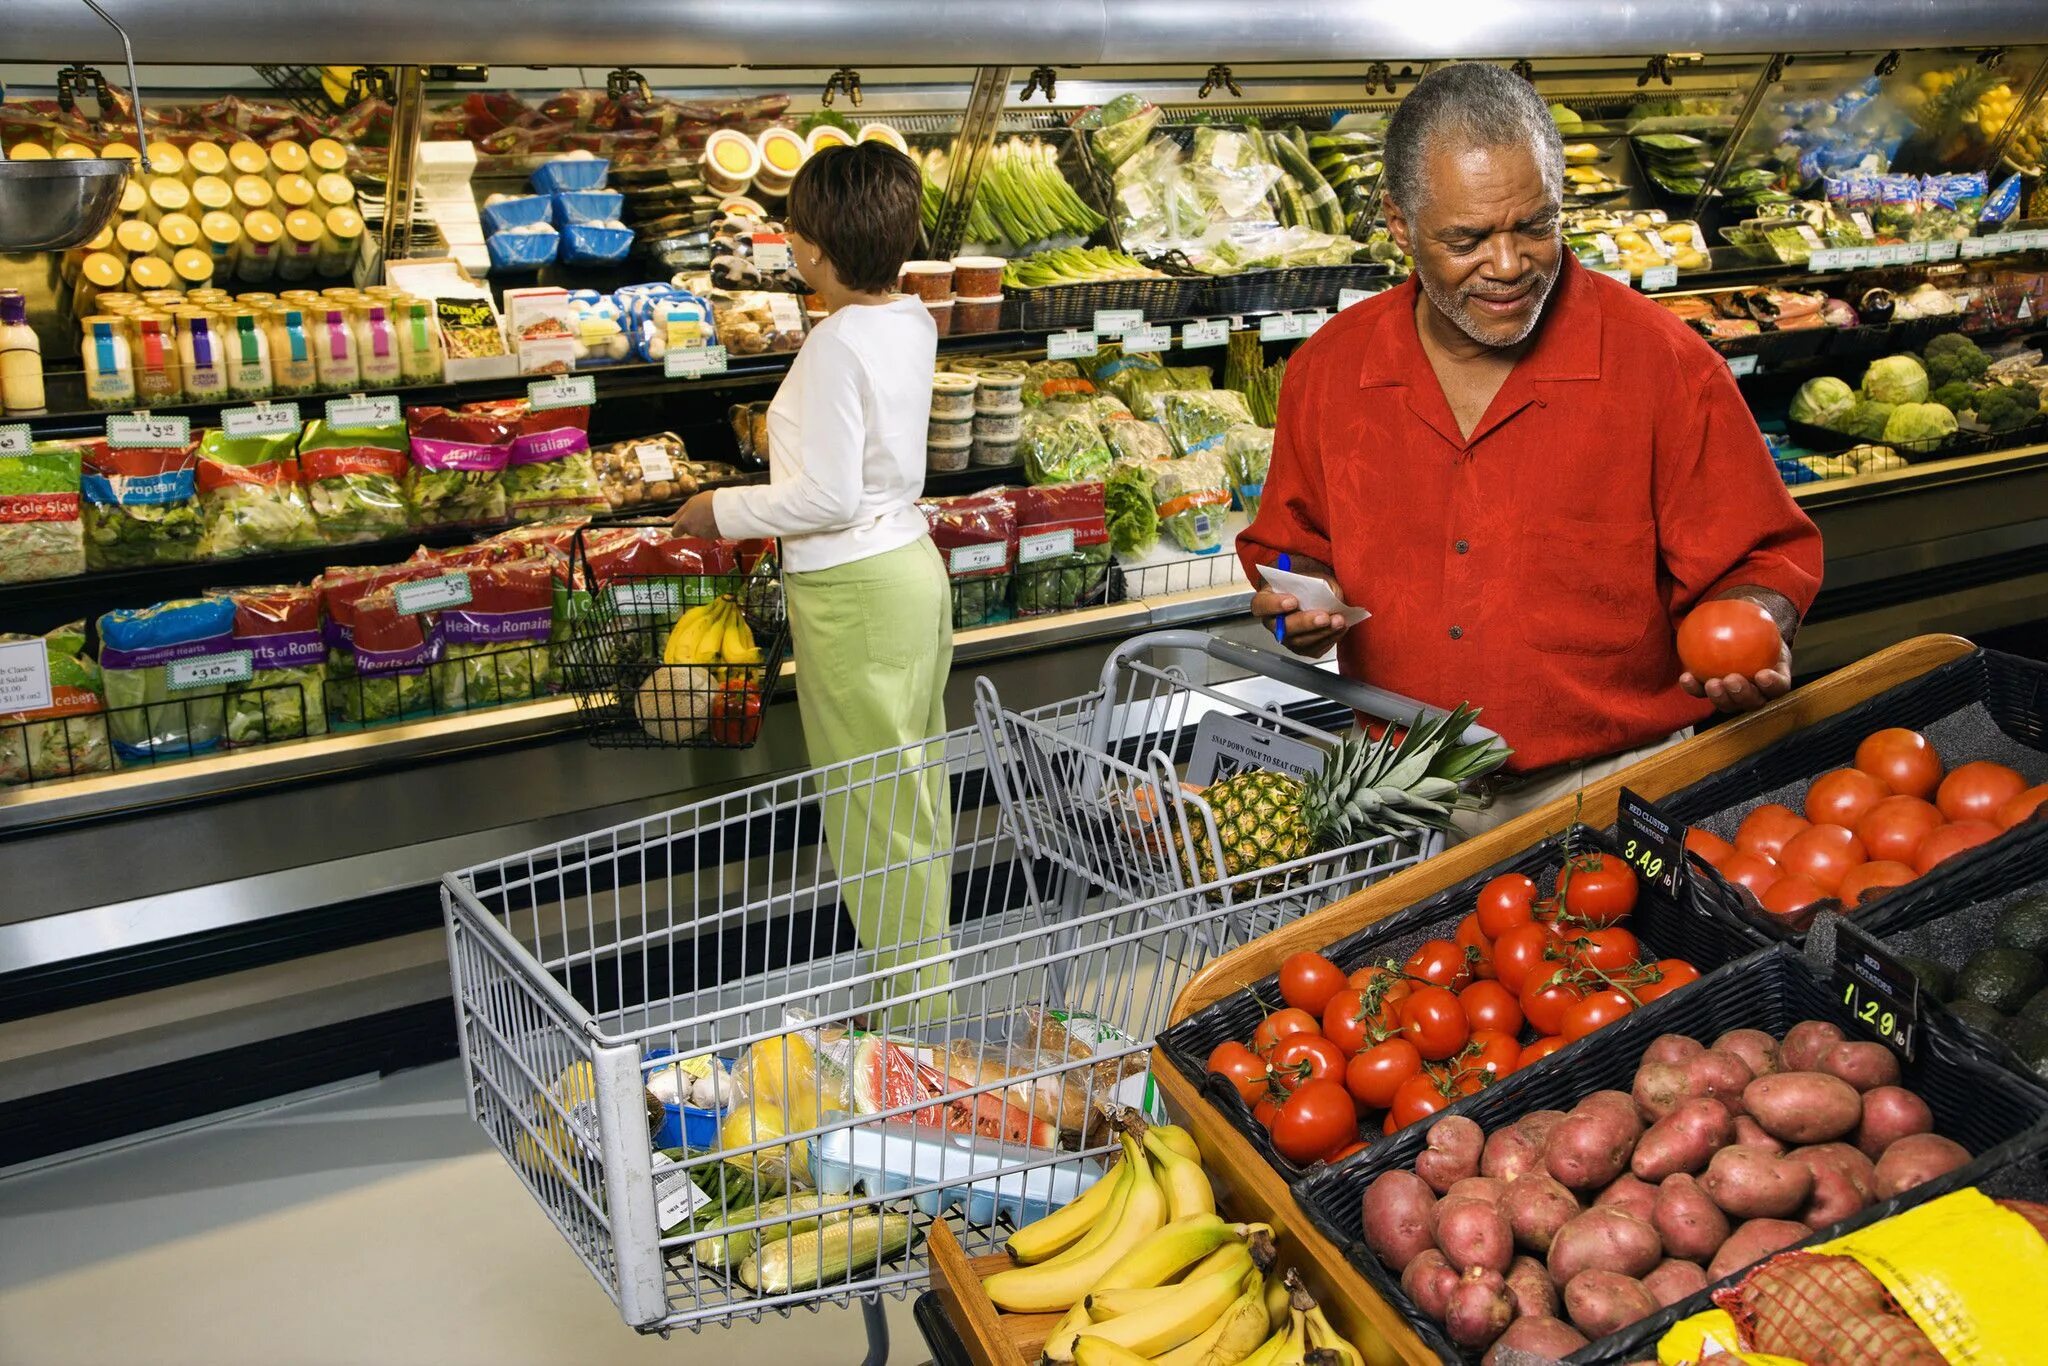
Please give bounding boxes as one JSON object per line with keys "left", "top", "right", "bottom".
{"left": 650, "top": 1152, "right": 715, "bottom": 1232}
{"left": 1185, "top": 714, "right": 1327, "bottom": 788}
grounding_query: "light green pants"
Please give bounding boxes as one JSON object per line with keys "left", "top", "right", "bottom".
{"left": 784, "top": 537, "right": 955, "bottom": 1022}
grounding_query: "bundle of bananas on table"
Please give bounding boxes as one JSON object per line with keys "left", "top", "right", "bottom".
{"left": 986, "top": 1114, "right": 1367, "bottom": 1366}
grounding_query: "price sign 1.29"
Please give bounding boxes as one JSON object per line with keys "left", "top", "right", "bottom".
{"left": 1833, "top": 919, "right": 1918, "bottom": 1059}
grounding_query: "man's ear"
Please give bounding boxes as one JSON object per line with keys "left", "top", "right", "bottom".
{"left": 1385, "top": 200, "right": 1412, "bottom": 257}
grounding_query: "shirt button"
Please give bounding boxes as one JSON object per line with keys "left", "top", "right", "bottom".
{"left": 1455, "top": 539, "right": 1469, "bottom": 554}
{"left": 1449, "top": 626, "right": 1464, "bottom": 640}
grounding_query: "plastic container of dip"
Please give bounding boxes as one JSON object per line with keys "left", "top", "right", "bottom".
{"left": 929, "top": 372, "right": 978, "bottom": 420}
{"left": 928, "top": 415, "right": 974, "bottom": 449}
{"left": 972, "top": 439, "right": 1019, "bottom": 468}
{"left": 950, "top": 257, "right": 1005, "bottom": 296}
{"left": 954, "top": 295, "right": 1004, "bottom": 334}
{"left": 973, "top": 411, "right": 1023, "bottom": 444}
{"left": 900, "top": 261, "right": 956, "bottom": 302}
{"left": 702, "top": 130, "right": 760, "bottom": 195}
{"left": 925, "top": 298, "right": 954, "bottom": 337}
{"left": 974, "top": 369, "right": 1025, "bottom": 414}
{"left": 928, "top": 432, "right": 972, "bottom": 472}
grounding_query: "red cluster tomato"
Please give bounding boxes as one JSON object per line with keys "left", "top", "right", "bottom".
{"left": 1207, "top": 854, "right": 1702, "bottom": 1164}
{"left": 1687, "top": 728, "right": 2042, "bottom": 924}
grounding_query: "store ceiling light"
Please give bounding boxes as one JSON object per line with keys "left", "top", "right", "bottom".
{"left": 0, "top": 0, "right": 146, "bottom": 251}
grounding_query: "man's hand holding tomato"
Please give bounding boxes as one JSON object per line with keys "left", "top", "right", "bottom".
{"left": 1677, "top": 589, "right": 1797, "bottom": 715}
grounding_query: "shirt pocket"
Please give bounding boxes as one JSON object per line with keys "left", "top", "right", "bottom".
{"left": 1515, "top": 514, "right": 1658, "bottom": 657}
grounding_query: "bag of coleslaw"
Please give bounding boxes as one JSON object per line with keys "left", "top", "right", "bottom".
{"left": 205, "top": 584, "right": 328, "bottom": 745}
{"left": 0, "top": 439, "right": 85, "bottom": 584}
{"left": 195, "top": 427, "right": 323, "bottom": 558}
{"left": 0, "top": 623, "right": 111, "bottom": 785}
{"left": 298, "top": 413, "right": 412, "bottom": 543}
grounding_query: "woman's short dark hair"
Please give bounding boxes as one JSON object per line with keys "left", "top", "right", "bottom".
{"left": 786, "top": 142, "right": 925, "bottom": 293}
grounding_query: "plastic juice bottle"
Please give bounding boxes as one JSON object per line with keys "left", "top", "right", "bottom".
{"left": 0, "top": 290, "right": 46, "bottom": 416}
{"left": 396, "top": 298, "right": 444, "bottom": 384}
{"left": 73, "top": 251, "right": 129, "bottom": 318}
{"left": 313, "top": 308, "right": 359, "bottom": 390}
{"left": 233, "top": 174, "right": 275, "bottom": 213}
{"left": 172, "top": 247, "right": 216, "bottom": 292}
{"left": 114, "top": 217, "right": 159, "bottom": 261}
{"left": 227, "top": 141, "right": 268, "bottom": 178}
{"left": 178, "top": 313, "right": 229, "bottom": 400}
{"left": 144, "top": 175, "right": 191, "bottom": 225}
{"left": 157, "top": 211, "right": 201, "bottom": 253}
{"left": 144, "top": 141, "right": 185, "bottom": 178}
{"left": 307, "top": 138, "right": 348, "bottom": 175}
{"left": 315, "top": 172, "right": 356, "bottom": 210}
{"left": 224, "top": 310, "right": 274, "bottom": 398}
{"left": 267, "top": 306, "right": 318, "bottom": 394}
{"left": 131, "top": 313, "right": 183, "bottom": 404}
{"left": 355, "top": 304, "right": 402, "bottom": 386}
{"left": 268, "top": 140, "right": 309, "bottom": 182}
{"left": 200, "top": 211, "right": 242, "bottom": 276}
{"left": 190, "top": 174, "right": 234, "bottom": 213}
{"left": 128, "top": 256, "right": 176, "bottom": 294}
{"left": 117, "top": 178, "right": 147, "bottom": 217}
{"left": 81, "top": 315, "right": 137, "bottom": 409}
{"left": 275, "top": 173, "right": 316, "bottom": 210}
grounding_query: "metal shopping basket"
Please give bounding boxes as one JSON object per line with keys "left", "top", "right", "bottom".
{"left": 973, "top": 630, "right": 1504, "bottom": 937}
{"left": 441, "top": 713, "right": 1385, "bottom": 1357}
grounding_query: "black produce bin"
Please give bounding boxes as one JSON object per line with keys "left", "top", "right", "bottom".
{"left": 1287, "top": 943, "right": 2048, "bottom": 1366}
{"left": 1197, "top": 263, "right": 1394, "bottom": 317}
{"left": 1156, "top": 825, "right": 1766, "bottom": 1184}
{"left": 1648, "top": 648, "right": 2048, "bottom": 945}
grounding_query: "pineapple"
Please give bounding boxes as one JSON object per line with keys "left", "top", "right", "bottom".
{"left": 1182, "top": 703, "right": 1509, "bottom": 884}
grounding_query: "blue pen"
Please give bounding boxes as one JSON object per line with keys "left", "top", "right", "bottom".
{"left": 1273, "top": 552, "right": 1290, "bottom": 643}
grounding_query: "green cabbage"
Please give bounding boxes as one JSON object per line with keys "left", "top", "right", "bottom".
{"left": 1860, "top": 354, "right": 1930, "bottom": 406}
{"left": 1831, "top": 399, "right": 1896, "bottom": 443}
{"left": 1881, "top": 402, "right": 1959, "bottom": 448}
{"left": 1788, "top": 376, "right": 1855, "bottom": 428}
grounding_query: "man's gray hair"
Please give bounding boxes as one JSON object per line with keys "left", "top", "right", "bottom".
{"left": 1383, "top": 61, "right": 1565, "bottom": 216}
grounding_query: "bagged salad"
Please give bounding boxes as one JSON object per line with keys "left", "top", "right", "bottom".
{"left": 1020, "top": 407, "right": 1113, "bottom": 486}
{"left": 1103, "top": 461, "right": 1159, "bottom": 555}
{"left": 98, "top": 596, "right": 239, "bottom": 760}
{"left": 298, "top": 413, "right": 412, "bottom": 543}
{"left": 1100, "top": 412, "right": 1174, "bottom": 464}
{"left": 467, "top": 399, "right": 607, "bottom": 523}
{"left": 1159, "top": 389, "right": 1255, "bottom": 459}
{"left": 921, "top": 491, "right": 1015, "bottom": 629}
{"left": 405, "top": 405, "right": 512, "bottom": 529}
{"left": 1011, "top": 482, "right": 1112, "bottom": 617}
{"left": 319, "top": 562, "right": 440, "bottom": 724}
{"left": 1223, "top": 425, "right": 1273, "bottom": 520}
{"left": 434, "top": 557, "right": 553, "bottom": 711}
{"left": 1150, "top": 453, "right": 1231, "bottom": 553}
{"left": 195, "top": 428, "right": 323, "bottom": 559}
{"left": 0, "top": 439, "right": 85, "bottom": 583}
{"left": 1103, "top": 364, "right": 1212, "bottom": 420}
{"left": 81, "top": 437, "right": 204, "bottom": 569}
{"left": 0, "top": 623, "right": 110, "bottom": 785}
{"left": 343, "top": 587, "right": 444, "bottom": 724}
{"left": 209, "top": 584, "right": 328, "bottom": 745}
{"left": 1017, "top": 361, "right": 1086, "bottom": 407}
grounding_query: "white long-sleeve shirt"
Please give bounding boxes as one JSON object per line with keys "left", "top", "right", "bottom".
{"left": 713, "top": 296, "right": 937, "bottom": 573}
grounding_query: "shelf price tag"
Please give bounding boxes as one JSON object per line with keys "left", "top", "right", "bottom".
{"left": 607, "top": 581, "right": 678, "bottom": 615}
{"left": 166, "top": 650, "right": 254, "bottom": 691}
{"left": 528, "top": 374, "right": 595, "bottom": 410}
{"left": 1180, "top": 318, "right": 1229, "bottom": 350}
{"left": 1902, "top": 242, "right": 1930, "bottom": 264}
{"left": 1832, "top": 919, "right": 1919, "bottom": 1059}
{"left": 1615, "top": 786, "right": 1688, "bottom": 902}
{"left": 1725, "top": 353, "right": 1759, "bottom": 377}
{"left": 0, "top": 637, "right": 53, "bottom": 712}
{"left": 1959, "top": 237, "right": 1990, "bottom": 259}
{"left": 948, "top": 543, "right": 1007, "bottom": 574}
{"left": 1046, "top": 330, "right": 1098, "bottom": 361}
{"left": 1597, "top": 268, "right": 1632, "bottom": 286}
{"left": 1093, "top": 309, "right": 1145, "bottom": 339}
{"left": 394, "top": 572, "right": 472, "bottom": 616}
{"left": 106, "top": 412, "right": 191, "bottom": 448}
{"left": 1018, "top": 529, "right": 1076, "bottom": 563}
{"left": 325, "top": 394, "right": 400, "bottom": 428}
{"left": 1638, "top": 264, "right": 1679, "bottom": 292}
{"left": 221, "top": 401, "right": 302, "bottom": 439}
{"left": 665, "top": 345, "right": 729, "bottom": 378}
{"left": 1258, "top": 313, "right": 1305, "bottom": 342}
{"left": 1925, "top": 239, "right": 1960, "bottom": 262}
{"left": 0, "top": 424, "right": 32, "bottom": 457}
{"left": 1121, "top": 323, "right": 1172, "bottom": 354}
{"left": 749, "top": 232, "right": 792, "bottom": 272}
{"left": 1337, "top": 287, "right": 1376, "bottom": 310}
{"left": 1806, "top": 248, "right": 1841, "bottom": 273}
{"left": 1842, "top": 246, "right": 1878, "bottom": 269}
{"left": 1302, "top": 310, "right": 1331, "bottom": 336}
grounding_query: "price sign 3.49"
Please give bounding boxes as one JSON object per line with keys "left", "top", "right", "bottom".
{"left": 1615, "top": 786, "right": 1687, "bottom": 900}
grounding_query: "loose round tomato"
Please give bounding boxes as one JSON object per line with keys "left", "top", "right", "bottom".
{"left": 1461, "top": 1029, "right": 1521, "bottom": 1082}
{"left": 1347, "top": 963, "right": 1401, "bottom": 992}
{"left": 1685, "top": 828, "right": 1736, "bottom": 870}
{"left": 1520, "top": 973, "right": 1586, "bottom": 1037}
{"left": 1326, "top": 1140, "right": 1368, "bottom": 1164}
{"left": 1735, "top": 804, "right": 1810, "bottom": 861}
{"left": 1344, "top": 1037, "right": 1423, "bottom": 1109}
{"left": 1253, "top": 1092, "right": 1283, "bottom": 1131}
{"left": 1518, "top": 1036, "right": 1568, "bottom": 1067}
{"left": 1453, "top": 913, "right": 1497, "bottom": 980}
{"left": 1388, "top": 1072, "right": 1453, "bottom": 1129}
{"left": 1399, "top": 986, "right": 1472, "bottom": 1061}
{"left": 1563, "top": 926, "right": 1640, "bottom": 973}
{"left": 1635, "top": 958, "right": 1701, "bottom": 1004}
{"left": 1270, "top": 1079, "right": 1360, "bottom": 1163}
{"left": 1251, "top": 1007, "right": 1321, "bottom": 1057}
{"left": 1778, "top": 823, "right": 1866, "bottom": 896}
{"left": 1837, "top": 859, "right": 1918, "bottom": 907}
{"left": 1998, "top": 784, "right": 2048, "bottom": 830}
{"left": 1269, "top": 1033, "right": 1348, "bottom": 1089}
{"left": 1457, "top": 979, "right": 1525, "bottom": 1036}
{"left": 1476, "top": 873, "right": 1539, "bottom": 939}
{"left": 1492, "top": 923, "right": 1559, "bottom": 995}
{"left": 1278, "top": 951, "right": 1348, "bottom": 1016}
{"left": 1320, "top": 989, "right": 1374, "bottom": 1056}
{"left": 1856, "top": 727, "right": 1943, "bottom": 800}
{"left": 1761, "top": 874, "right": 1829, "bottom": 922}
{"left": 1677, "top": 599, "right": 1782, "bottom": 681}
{"left": 1405, "top": 938, "right": 1474, "bottom": 992}
{"left": 1936, "top": 761, "right": 2029, "bottom": 825}
{"left": 1856, "top": 795, "right": 1944, "bottom": 865}
{"left": 1913, "top": 820, "right": 2002, "bottom": 875}
{"left": 1720, "top": 850, "right": 1782, "bottom": 900}
{"left": 1562, "top": 988, "right": 1635, "bottom": 1042}
{"left": 1805, "top": 768, "right": 1890, "bottom": 829}
{"left": 1561, "top": 853, "right": 1638, "bottom": 925}
{"left": 1206, "top": 1041, "right": 1269, "bottom": 1106}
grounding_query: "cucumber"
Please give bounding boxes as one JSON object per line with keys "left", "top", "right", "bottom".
{"left": 1270, "top": 133, "right": 1345, "bottom": 235}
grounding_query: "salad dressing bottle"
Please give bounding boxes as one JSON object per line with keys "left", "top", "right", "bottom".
{"left": 356, "top": 304, "right": 402, "bottom": 386}
{"left": 81, "top": 316, "right": 137, "bottom": 409}
{"left": 239, "top": 210, "right": 284, "bottom": 283}
{"left": 132, "top": 314, "right": 184, "bottom": 404}
{"left": 0, "top": 290, "right": 46, "bottom": 415}
{"left": 225, "top": 311, "right": 274, "bottom": 398}
{"left": 268, "top": 306, "right": 318, "bottom": 394}
{"left": 179, "top": 313, "right": 229, "bottom": 401}
{"left": 395, "top": 298, "right": 444, "bottom": 384}
{"left": 313, "top": 307, "right": 360, "bottom": 390}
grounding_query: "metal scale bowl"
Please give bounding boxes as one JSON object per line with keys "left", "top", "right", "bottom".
{"left": 0, "top": 1, "right": 151, "bottom": 252}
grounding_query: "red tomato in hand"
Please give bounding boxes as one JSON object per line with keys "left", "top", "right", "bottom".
{"left": 1399, "top": 986, "right": 1472, "bottom": 1061}
{"left": 1269, "top": 1033, "right": 1348, "bottom": 1089}
{"left": 1561, "top": 853, "right": 1638, "bottom": 925}
{"left": 1454, "top": 913, "right": 1497, "bottom": 980}
{"left": 1457, "top": 979, "right": 1525, "bottom": 1036}
{"left": 1998, "top": 784, "right": 2048, "bottom": 830}
{"left": 1778, "top": 823, "right": 1866, "bottom": 896}
{"left": 1492, "top": 923, "right": 1559, "bottom": 995}
{"left": 1805, "top": 768, "right": 1890, "bottom": 829}
{"left": 1206, "top": 1041, "right": 1269, "bottom": 1106}
{"left": 1270, "top": 1079, "right": 1359, "bottom": 1163}
{"left": 1476, "top": 873, "right": 1539, "bottom": 939}
{"left": 1388, "top": 1072, "right": 1454, "bottom": 1130}
{"left": 1461, "top": 1029, "right": 1522, "bottom": 1082}
{"left": 1518, "top": 1036, "right": 1569, "bottom": 1067}
{"left": 1761, "top": 874, "right": 1829, "bottom": 922}
{"left": 1562, "top": 988, "right": 1636, "bottom": 1042}
{"left": 1837, "top": 859, "right": 1917, "bottom": 906}
{"left": 1720, "top": 850, "right": 1781, "bottom": 899}
{"left": 1344, "top": 1037, "right": 1422, "bottom": 1109}
{"left": 1636, "top": 958, "right": 1701, "bottom": 1003}
{"left": 1736, "top": 804, "right": 1810, "bottom": 861}
{"left": 1278, "top": 951, "right": 1348, "bottom": 1016}
{"left": 1520, "top": 973, "right": 1586, "bottom": 1037}
{"left": 1251, "top": 1007, "right": 1320, "bottom": 1057}
{"left": 1913, "top": 820, "right": 2002, "bottom": 875}
{"left": 1562, "top": 926, "right": 1640, "bottom": 973}
{"left": 1856, "top": 795, "right": 1944, "bottom": 864}
{"left": 1685, "top": 828, "right": 1736, "bottom": 870}
{"left": 1936, "top": 761, "right": 2029, "bottom": 825}
{"left": 1856, "top": 727, "right": 1943, "bottom": 800}
{"left": 1406, "top": 937, "right": 1474, "bottom": 992}
{"left": 1677, "top": 598, "right": 1782, "bottom": 680}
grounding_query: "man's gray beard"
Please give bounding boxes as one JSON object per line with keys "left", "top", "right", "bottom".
{"left": 1419, "top": 259, "right": 1560, "bottom": 348}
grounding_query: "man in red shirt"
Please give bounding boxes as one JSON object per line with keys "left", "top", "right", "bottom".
{"left": 1242, "top": 62, "right": 1823, "bottom": 834}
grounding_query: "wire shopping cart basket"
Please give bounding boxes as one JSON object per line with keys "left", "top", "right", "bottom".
{"left": 973, "top": 630, "right": 1506, "bottom": 937}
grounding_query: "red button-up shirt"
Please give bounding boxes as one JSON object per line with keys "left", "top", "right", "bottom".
{"left": 1239, "top": 257, "right": 1824, "bottom": 773}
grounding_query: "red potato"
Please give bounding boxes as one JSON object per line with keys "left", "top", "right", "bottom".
{"left": 1743, "top": 1072, "right": 1863, "bottom": 1144}
{"left": 1634, "top": 1050, "right": 1754, "bottom": 1122}
{"left": 1643, "top": 1033, "right": 1706, "bottom": 1067}
{"left": 1502, "top": 1172, "right": 1581, "bottom": 1255}
{"left": 1436, "top": 1196, "right": 1515, "bottom": 1274}
{"left": 1446, "top": 1176, "right": 1507, "bottom": 1206}
{"left": 1482, "top": 1316, "right": 1589, "bottom": 1365}
{"left": 1594, "top": 1173, "right": 1662, "bottom": 1224}
{"left": 1633, "top": 1098, "right": 1735, "bottom": 1181}
{"left": 1362, "top": 1169, "right": 1439, "bottom": 1271}
{"left": 1517, "top": 1109, "right": 1569, "bottom": 1148}
{"left": 1780, "top": 1020, "right": 1847, "bottom": 1072}
{"left": 1873, "top": 1133, "right": 1971, "bottom": 1199}
{"left": 1546, "top": 1110, "right": 1639, "bottom": 1192}
{"left": 1547, "top": 1207, "right": 1663, "bottom": 1284}
{"left": 1818, "top": 1041, "right": 1902, "bottom": 1092}
{"left": 1702, "top": 1145, "right": 1815, "bottom": 1219}
{"left": 1578, "top": 1090, "right": 1647, "bottom": 1139}
{"left": 1445, "top": 1267, "right": 1514, "bottom": 1350}
{"left": 1401, "top": 1248, "right": 1459, "bottom": 1321}
{"left": 1505, "top": 1254, "right": 1559, "bottom": 1320}
{"left": 1788, "top": 1146, "right": 1872, "bottom": 1229}
{"left": 1732, "top": 1114, "right": 1787, "bottom": 1155}
{"left": 1563, "top": 1269, "right": 1660, "bottom": 1338}
{"left": 1854, "top": 1086, "right": 1934, "bottom": 1160}
{"left": 1480, "top": 1123, "right": 1547, "bottom": 1183}
{"left": 1798, "top": 1142, "right": 1877, "bottom": 1201}
{"left": 1712, "top": 1028, "right": 1782, "bottom": 1078}
{"left": 1653, "top": 1173, "right": 1732, "bottom": 1263}
{"left": 1417, "top": 1115, "right": 1485, "bottom": 1194}
{"left": 1708, "top": 1218, "right": 1810, "bottom": 1281}
{"left": 1643, "top": 1257, "right": 1711, "bottom": 1308}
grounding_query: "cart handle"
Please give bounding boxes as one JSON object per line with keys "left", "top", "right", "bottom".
{"left": 1110, "top": 629, "right": 1500, "bottom": 746}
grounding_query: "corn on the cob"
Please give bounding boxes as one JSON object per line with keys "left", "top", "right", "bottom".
{"left": 737, "top": 1213, "right": 917, "bottom": 1294}
{"left": 690, "top": 1193, "right": 849, "bottom": 1271}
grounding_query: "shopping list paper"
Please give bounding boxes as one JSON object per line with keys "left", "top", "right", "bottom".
{"left": 1259, "top": 564, "right": 1370, "bottom": 629}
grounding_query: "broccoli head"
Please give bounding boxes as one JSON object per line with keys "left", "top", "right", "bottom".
{"left": 1922, "top": 333, "right": 1990, "bottom": 388}
{"left": 1931, "top": 380, "right": 1976, "bottom": 413}
{"left": 1976, "top": 384, "right": 2045, "bottom": 434}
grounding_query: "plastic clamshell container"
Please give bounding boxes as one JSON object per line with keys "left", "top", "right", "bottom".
{"left": 488, "top": 227, "right": 560, "bottom": 271}
{"left": 810, "top": 1115, "right": 1106, "bottom": 1228}
{"left": 551, "top": 190, "right": 626, "bottom": 228}
{"left": 645, "top": 1050, "right": 732, "bottom": 1150}
{"left": 558, "top": 223, "right": 634, "bottom": 266}
{"left": 530, "top": 156, "right": 611, "bottom": 195}
{"left": 480, "top": 194, "right": 552, "bottom": 234}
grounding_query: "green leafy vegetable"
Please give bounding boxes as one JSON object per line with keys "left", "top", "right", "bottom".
{"left": 1104, "top": 462, "right": 1159, "bottom": 555}
{"left": 0, "top": 441, "right": 86, "bottom": 583}
{"left": 0, "top": 623, "right": 109, "bottom": 785}
{"left": 196, "top": 429, "right": 324, "bottom": 559}
{"left": 1021, "top": 409, "right": 1113, "bottom": 485}
{"left": 1159, "top": 390, "right": 1256, "bottom": 459}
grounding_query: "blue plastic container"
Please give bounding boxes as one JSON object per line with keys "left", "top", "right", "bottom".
{"left": 645, "top": 1050, "right": 730, "bottom": 1150}
{"left": 487, "top": 228, "right": 559, "bottom": 271}
{"left": 531, "top": 157, "right": 611, "bottom": 194}
{"left": 551, "top": 190, "right": 626, "bottom": 228}
{"left": 480, "top": 195, "right": 552, "bottom": 234}
{"left": 559, "top": 222, "right": 634, "bottom": 266}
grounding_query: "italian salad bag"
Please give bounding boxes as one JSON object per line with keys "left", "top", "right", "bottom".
{"left": 0, "top": 439, "right": 86, "bottom": 583}
{"left": 1010, "top": 481, "right": 1111, "bottom": 617}
{"left": 194, "top": 427, "right": 323, "bottom": 558}
{"left": 435, "top": 557, "right": 553, "bottom": 710}
{"left": 405, "top": 404, "right": 512, "bottom": 529}
{"left": 97, "top": 596, "right": 239, "bottom": 759}
{"left": 0, "top": 624, "right": 110, "bottom": 785}
{"left": 81, "top": 436, "right": 204, "bottom": 569}
{"left": 298, "top": 411, "right": 412, "bottom": 542}
{"left": 466, "top": 398, "right": 606, "bottom": 523}
{"left": 208, "top": 584, "right": 327, "bottom": 745}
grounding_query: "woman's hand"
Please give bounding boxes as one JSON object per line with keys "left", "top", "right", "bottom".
{"left": 672, "top": 491, "right": 720, "bottom": 539}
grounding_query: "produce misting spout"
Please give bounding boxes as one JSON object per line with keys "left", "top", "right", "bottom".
{"left": 821, "top": 67, "right": 863, "bottom": 108}
{"left": 1198, "top": 64, "right": 1242, "bottom": 100}
{"left": 1020, "top": 66, "right": 1059, "bottom": 103}
{"left": 79, "top": 0, "right": 150, "bottom": 170}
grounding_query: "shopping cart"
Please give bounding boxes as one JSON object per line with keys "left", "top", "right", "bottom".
{"left": 973, "top": 629, "right": 1504, "bottom": 935}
